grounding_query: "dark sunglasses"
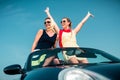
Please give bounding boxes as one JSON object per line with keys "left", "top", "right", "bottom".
{"left": 61, "top": 20, "right": 66, "bottom": 23}
{"left": 44, "top": 21, "right": 51, "bottom": 24}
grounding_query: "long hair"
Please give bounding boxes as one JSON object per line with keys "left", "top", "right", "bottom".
{"left": 44, "top": 17, "right": 56, "bottom": 33}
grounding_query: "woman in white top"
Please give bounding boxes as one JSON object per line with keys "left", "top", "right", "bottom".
{"left": 45, "top": 7, "right": 94, "bottom": 63}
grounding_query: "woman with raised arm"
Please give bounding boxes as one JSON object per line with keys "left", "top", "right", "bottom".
{"left": 45, "top": 7, "right": 94, "bottom": 64}
{"left": 31, "top": 17, "right": 59, "bottom": 67}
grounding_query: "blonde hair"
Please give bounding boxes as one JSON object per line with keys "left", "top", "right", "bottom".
{"left": 45, "top": 17, "right": 56, "bottom": 33}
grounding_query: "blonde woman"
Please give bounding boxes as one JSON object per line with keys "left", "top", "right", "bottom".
{"left": 31, "top": 17, "right": 59, "bottom": 67}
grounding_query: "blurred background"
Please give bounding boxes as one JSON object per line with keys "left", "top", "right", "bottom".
{"left": 0, "top": 0, "right": 120, "bottom": 80}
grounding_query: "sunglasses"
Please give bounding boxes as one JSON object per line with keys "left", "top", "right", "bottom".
{"left": 44, "top": 21, "right": 51, "bottom": 24}
{"left": 61, "top": 20, "right": 66, "bottom": 23}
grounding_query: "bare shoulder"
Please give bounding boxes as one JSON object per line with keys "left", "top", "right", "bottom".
{"left": 72, "top": 29, "right": 77, "bottom": 35}
{"left": 36, "top": 29, "right": 44, "bottom": 37}
{"left": 38, "top": 29, "right": 43, "bottom": 34}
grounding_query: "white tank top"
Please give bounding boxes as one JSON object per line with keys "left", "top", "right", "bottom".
{"left": 62, "top": 30, "right": 79, "bottom": 47}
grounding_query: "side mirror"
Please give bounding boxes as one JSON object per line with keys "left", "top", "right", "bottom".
{"left": 3, "top": 64, "right": 22, "bottom": 75}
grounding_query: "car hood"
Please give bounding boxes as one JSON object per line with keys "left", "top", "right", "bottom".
{"left": 85, "top": 63, "right": 120, "bottom": 80}
{"left": 23, "top": 67, "right": 63, "bottom": 80}
{"left": 23, "top": 63, "right": 120, "bottom": 80}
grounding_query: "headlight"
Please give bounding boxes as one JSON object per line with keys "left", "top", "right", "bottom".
{"left": 58, "top": 67, "right": 93, "bottom": 80}
{"left": 65, "top": 69, "right": 93, "bottom": 80}
{"left": 58, "top": 67, "right": 109, "bottom": 80}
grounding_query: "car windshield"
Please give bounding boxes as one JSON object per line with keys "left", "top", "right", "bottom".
{"left": 25, "top": 47, "right": 120, "bottom": 71}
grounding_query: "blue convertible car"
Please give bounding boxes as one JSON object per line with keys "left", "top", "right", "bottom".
{"left": 4, "top": 47, "right": 120, "bottom": 80}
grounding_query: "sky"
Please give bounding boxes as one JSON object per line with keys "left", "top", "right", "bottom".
{"left": 0, "top": 0, "right": 120, "bottom": 80}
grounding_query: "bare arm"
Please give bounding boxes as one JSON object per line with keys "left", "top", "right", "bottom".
{"left": 53, "top": 34, "right": 59, "bottom": 48}
{"left": 73, "top": 12, "right": 94, "bottom": 34}
{"left": 31, "top": 29, "right": 43, "bottom": 52}
{"left": 45, "top": 7, "right": 60, "bottom": 34}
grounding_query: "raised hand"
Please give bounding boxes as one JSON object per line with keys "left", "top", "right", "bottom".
{"left": 88, "top": 11, "right": 94, "bottom": 18}
{"left": 45, "top": 7, "right": 49, "bottom": 13}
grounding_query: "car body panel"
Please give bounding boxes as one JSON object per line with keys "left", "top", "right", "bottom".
{"left": 3, "top": 47, "right": 120, "bottom": 80}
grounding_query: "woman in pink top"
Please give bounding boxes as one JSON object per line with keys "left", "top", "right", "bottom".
{"left": 45, "top": 7, "right": 94, "bottom": 64}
